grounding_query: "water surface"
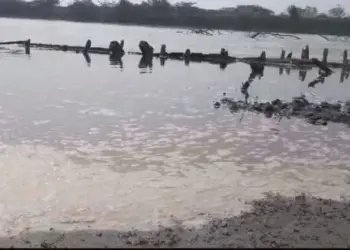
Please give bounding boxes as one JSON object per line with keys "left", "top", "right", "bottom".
{"left": 0, "top": 18, "right": 349, "bottom": 236}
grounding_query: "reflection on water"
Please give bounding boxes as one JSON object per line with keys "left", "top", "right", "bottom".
{"left": 138, "top": 56, "right": 153, "bottom": 74}
{"left": 82, "top": 52, "right": 91, "bottom": 67}
{"left": 0, "top": 19, "right": 350, "bottom": 235}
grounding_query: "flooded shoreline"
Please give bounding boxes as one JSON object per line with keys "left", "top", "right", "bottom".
{"left": 1, "top": 193, "right": 350, "bottom": 248}
{"left": 0, "top": 19, "right": 350, "bottom": 247}
{"left": 0, "top": 137, "right": 348, "bottom": 238}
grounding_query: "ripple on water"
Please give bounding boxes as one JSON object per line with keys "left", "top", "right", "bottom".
{"left": 1, "top": 52, "right": 350, "bottom": 235}
{"left": 79, "top": 108, "right": 117, "bottom": 117}
{"left": 0, "top": 114, "right": 349, "bottom": 235}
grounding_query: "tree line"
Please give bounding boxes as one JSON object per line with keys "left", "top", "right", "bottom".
{"left": 0, "top": 0, "right": 350, "bottom": 36}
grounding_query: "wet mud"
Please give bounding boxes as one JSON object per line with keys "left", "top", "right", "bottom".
{"left": 216, "top": 95, "right": 350, "bottom": 127}
{"left": 2, "top": 193, "right": 350, "bottom": 248}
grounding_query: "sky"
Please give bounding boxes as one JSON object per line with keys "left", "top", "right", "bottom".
{"left": 62, "top": 0, "right": 349, "bottom": 14}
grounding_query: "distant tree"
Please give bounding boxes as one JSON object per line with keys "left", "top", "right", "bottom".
{"left": 29, "top": 0, "right": 60, "bottom": 18}
{"left": 2, "top": 0, "right": 350, "bottom": 37}
{"left": 143, "top": 0, "right": 174, "bottom": 18}
{"left": 301, "top": 5, "right": 318, "bottom": 18}
{"left": 328, "top": 5, "right": 346, "bottom": 18}
{"left": 117, "top": 0, "right": 133, "bottom": 10}
{"left": 98, "top": 0, "right": 117, "bottom": 8}
{"left": 233, "top": 5, "right": 274, "bottom": 17}
{"left": 67, "top": 0, "right": 99, "bottom": 21}
{"left": 147, "top": 0, "right": 171, "bottom": 8}
{"left": 30, "top": 0, "right": 60, "bottom": 7}
{"left": 287, "top": 5, "right": 300, "bottom": 20}
{"left": 286, "top": 5, "right": 317, "bottom": 19}
{"left": 174, "top": 1, "right": 199, "bottom": 17}
{"left": 175, "top": 1, "right": 196, "bottom": 8}
{"left": 316, "top": 13, "right": 328, "bottom": 19}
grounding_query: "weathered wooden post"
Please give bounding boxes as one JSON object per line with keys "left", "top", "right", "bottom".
{"left": 341, "top": 68, "right": 346, "bottom": 83}
{"left": 343, "top": 50, "right": 348, "bottom": 66}
{"left": 24, "top": 39, "right": 30, "bottom": 55}
{"left": 322, "top": 48, "right": 329, "bottom": 64}
{"left": 305, "top": 45, "right": 309, "bottom": 59}
{"left": 83, "top": 39, "right": 91, "bottom": 54}
{"left": 280, "top": 50, "right": 285, "bottom": 59}
{"left": 139, "top": 40, "right": 154, "bottom": 57}
{"left": 184, "top": 49, "right": 191, "bottom": 57}
{"left": 160, "top": 44, "right": 167, "bottom": 57}
{"left": 220, "top": 48, "right": 228, "bottom": 57}
{"left": 138, "top": 41, "right": 154, "bottom": 69}
{"left": 184, "top": 49, "right": 191, "bottom": 65}
{"left": 109, "top": 40, "right": 125, "bottom": 58}
{"left": 286, "top": 68, "right": 291, "bottom": 75}
{"left": 299, "top": 70, "right": 307, "bottom": 81}
{"left": 259, "top": 51, "right": 266, "bottom": 61}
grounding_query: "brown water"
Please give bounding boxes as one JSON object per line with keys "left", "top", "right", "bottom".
{"left": 0, "top": 18, "right": 350, "bottom": 236}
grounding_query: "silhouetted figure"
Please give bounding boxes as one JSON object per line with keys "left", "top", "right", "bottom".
{"left": 286, "top": 52, "right": 292, "bottom": 59}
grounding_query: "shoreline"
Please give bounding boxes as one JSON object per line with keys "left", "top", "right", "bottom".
{"left": 1, "top": 16, "right": 350, "bottom": 37}
{"left": 1, "top": 193, "right": 349, "bottom": 248}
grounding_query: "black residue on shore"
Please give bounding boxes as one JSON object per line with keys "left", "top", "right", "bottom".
{"left": 2, "top": 193, "right": 350, "bottom": 248}
{"left": 216, "top": 94, "right": 350, "bottom": 126}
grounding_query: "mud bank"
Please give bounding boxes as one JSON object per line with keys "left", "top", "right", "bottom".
{"left": 216, "top": 95, "right": 350, "bottom": 126}
{"left": 1, "top": 193, "right": 350, "bottom": 248}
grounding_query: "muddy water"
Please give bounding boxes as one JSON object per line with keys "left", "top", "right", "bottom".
{"left": 0, "top": 18, "right": 350, "bottom": 236}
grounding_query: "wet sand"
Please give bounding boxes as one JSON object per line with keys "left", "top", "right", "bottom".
{"left": 1, "top": 193, "right": 349, "bottom": 248}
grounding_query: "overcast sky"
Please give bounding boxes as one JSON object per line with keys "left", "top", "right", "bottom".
{"left": 62, "top": 0, "right": 349, "bottom": 14}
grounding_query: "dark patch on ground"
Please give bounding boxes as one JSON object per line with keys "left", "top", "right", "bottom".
{"left": 1, "top": 193, "right": 350, "bottom": 248}
{"left": 217, "top": 95, "right": 350, "bottom": 127}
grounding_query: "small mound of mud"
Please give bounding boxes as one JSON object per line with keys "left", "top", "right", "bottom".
{"left": 217, "top": 95, "right": 350, "bottom": 126}
{"left": 2, "top": 193, "right": 350, "bottom": 248}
